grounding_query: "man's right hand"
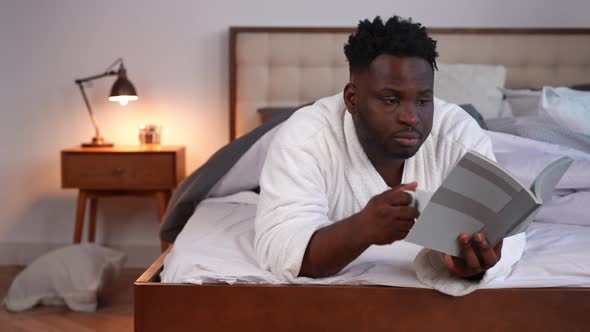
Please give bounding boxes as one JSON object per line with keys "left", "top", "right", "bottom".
{"left": 358, "top": 182, "right": 420, "bottom": 245}
{"left": 299, "top": 182, "right": 420, "bottom": 278}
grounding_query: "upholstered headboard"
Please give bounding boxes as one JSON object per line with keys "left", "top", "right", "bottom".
{"left": 229, "top": 27, "right": 590, "bottom": 140}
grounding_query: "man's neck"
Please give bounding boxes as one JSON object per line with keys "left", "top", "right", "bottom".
{"left": 361, "top": 142, "right": 405, "bottom": 188}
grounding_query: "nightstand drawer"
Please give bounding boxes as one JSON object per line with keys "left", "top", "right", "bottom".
{"left": 62, "top": 152, "right": 181, "bottom": 190}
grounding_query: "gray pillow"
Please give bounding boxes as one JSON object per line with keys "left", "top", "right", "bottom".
{"left": 459, "top": 104, "right": 488, "bottom": 130}
{"left": 257, "top": 107, "right": 295, "bottom": 123}
{"left": 257, "top": 102, "right": 314, "bottom": 123}
{"left": 498, "top": 88, "right": 542, "bottom": 117}
{"left": 256, "top": 101, "right": 314, "bottom": 123}
{"left": 260, "top": 103, "right": 489, "bottom": 130}
{"left": 571, "top": 83, "right": 590, "bottom": 91}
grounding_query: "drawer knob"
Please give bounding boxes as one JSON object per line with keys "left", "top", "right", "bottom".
{"left": 114, "top": 167, "right": 125, "bottom": 175}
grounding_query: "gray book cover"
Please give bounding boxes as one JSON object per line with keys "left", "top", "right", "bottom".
{"left": 405, "top": 151, "right": 573, "bottom": 257}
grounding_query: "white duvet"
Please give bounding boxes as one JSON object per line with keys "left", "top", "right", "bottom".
{"left": 161, "top": 132, "right": 590, "bottom": 290}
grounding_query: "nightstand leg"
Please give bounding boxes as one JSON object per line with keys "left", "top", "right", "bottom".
{"left": 156, "top": 191, "right": 172, "bottom": 252}
{"left": 88, "top": 198, "right": 98, "bottom": 242}
{"left": 74, "top": 190, "right": 88, "bottom": 243}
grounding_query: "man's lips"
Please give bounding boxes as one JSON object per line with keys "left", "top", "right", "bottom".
{"left": 393, "top": 137, "right": 420, "bottom": 146}
{"left": 392, "top": 133, "right": 421, "bottom": 147}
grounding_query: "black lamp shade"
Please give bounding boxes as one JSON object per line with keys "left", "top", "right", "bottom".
{"left": 110, "top": 76, "right": 137, "bottom": 98}
{"left": 109, "top": 67, "right": 138, "bottom": 106}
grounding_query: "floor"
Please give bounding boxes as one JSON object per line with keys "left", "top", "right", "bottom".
{"left": 0, "top": 266, "right": 142, "bottom": 332}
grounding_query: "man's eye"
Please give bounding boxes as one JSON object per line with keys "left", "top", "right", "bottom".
{"left": 417, "top": 98, "right": 432, "bottom": 106}
{"left": 383, "top": 98, "right": 400, "bottom": 106}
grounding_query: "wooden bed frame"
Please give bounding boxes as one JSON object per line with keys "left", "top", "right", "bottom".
{"left": 135, "top": 248, "right": 590, "bottom": 331}
{"left": 135, "top": 27, "right": 590, "bottom": 331}
{"left": 134, "top": 248, "right": 590, "bottom": 332}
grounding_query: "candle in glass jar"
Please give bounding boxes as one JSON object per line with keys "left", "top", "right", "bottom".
{"left": 139, "top": 124, "right": 162, "bottom": 145}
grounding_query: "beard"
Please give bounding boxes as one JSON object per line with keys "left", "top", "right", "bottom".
{"left": 353, "top": 109, "right": 422, "bottom": 160}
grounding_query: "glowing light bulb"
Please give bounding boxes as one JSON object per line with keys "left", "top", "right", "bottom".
{"left": 109, "top": 95, "right": 138, "bottom": 106}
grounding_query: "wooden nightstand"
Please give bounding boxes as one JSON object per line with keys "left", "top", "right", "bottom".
{"left": 61, "top": 146, "right": 185, "bottom": 252}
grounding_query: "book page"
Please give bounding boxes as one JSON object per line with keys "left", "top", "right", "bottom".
{"left": 488, "top": 157, "right": 572, "bottom": 241}
{"left": 531, "top": 157, "right": 574, "bottom": 203}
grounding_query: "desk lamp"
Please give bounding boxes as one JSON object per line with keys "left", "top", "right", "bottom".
{"left": 75, "top": 58, "right": 138, "bottom": 147}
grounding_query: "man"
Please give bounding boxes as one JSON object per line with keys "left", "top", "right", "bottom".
{"left": 254, "top": 16, "right": 504, "bottom": 282}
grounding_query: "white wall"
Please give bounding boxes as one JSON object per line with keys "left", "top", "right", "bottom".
{"left": 1, "top": 0, "right": 588, "bottom": 267}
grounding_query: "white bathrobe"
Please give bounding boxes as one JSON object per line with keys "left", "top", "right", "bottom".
{"left": 255, "top": 93, "right": 525, "bottom": 295}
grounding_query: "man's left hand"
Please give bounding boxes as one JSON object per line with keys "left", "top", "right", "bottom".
{"left": 443, "top": 233, "right": 502, "bottom": 279}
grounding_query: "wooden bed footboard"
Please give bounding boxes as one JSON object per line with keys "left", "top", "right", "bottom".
{"left": 135, "top": 250, "right": 590, "bottom": 332}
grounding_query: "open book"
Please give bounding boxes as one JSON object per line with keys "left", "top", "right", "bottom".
{"left": 405, "top": 151, "right": 574, "bottom": 257}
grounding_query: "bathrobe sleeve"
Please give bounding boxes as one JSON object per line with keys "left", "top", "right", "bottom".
{"left": 254, "top": 138, "right": 333, "bottom": 281}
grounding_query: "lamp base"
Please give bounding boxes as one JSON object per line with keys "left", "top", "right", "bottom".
{"left": 81, "top": 136, "right": 114, "bottom": 148}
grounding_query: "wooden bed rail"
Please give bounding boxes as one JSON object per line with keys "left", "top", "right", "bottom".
{"left": 134, "top": 248, "right": 590, "bottom": 332}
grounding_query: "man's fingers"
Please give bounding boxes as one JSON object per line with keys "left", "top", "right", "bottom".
{"left": 391, "top": 206, "right": 419, "bottom": 220}
{"left": 493, "top": 240, "right": 503, "bottom": 258}
{"left": 443, "top": 254, "right": 462, "bottom": 276}
{"left": 380, "top": 190, "right": 413, "bottom": 206}
{"left": 392, "top": 182, "right": 417, "bottom": 192}
{"left": 473, "top": 234, "right": 499, "bottom": 269}
{"left": 458, "top": 233, "right": 482, "bottom": 270}
{"left": 394, "top": 219, "right": 415, "bottom": 232}
{"left": 379, "top": 182, "right": 418, "bottom": 206}
{"left": 379, "top": 215, "right": 414, "bottom": 232}
{"left": 445, "top": 234, "right": 501, "bottom": 278}
{"left": 376, "top": 206, "right": 419, "bottom": 222}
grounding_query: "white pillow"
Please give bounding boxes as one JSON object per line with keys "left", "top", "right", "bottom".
{"left": 540, "top": 87, "right": 590, "bottom": 135}
{"left": 3, "top": 244, "right": 126, "bottom": 312}
{"left": 434, "top": 64, "right": 506, "bottom": 119}
{"left": 498, "top": 87, "right": 542, "bottom": 117}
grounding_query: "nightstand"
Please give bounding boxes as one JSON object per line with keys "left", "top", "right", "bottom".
{"left": 61, "top": 146, "right": 185, "bottom": 252}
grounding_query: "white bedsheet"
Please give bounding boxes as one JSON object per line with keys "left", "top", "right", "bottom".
{"left": 161, "top": 192, "right": 590, "bottom": 288}
{"left": 161, "top": 133, "right": 590, "bottom": 288}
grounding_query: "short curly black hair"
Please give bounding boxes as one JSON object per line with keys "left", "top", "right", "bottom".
{"left": 344, "top": 15, "right": 438, "bottom": 73}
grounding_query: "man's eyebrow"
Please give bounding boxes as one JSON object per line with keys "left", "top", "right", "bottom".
{"left": 379, "top": 88, "right": 403, "bottom": 94}
{"left": 378, "top": 88, "right": 433, "bottom": 95}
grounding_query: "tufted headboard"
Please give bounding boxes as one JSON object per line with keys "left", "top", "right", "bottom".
{"left": 229, "top": 27, "right": 590, "bottom": 140}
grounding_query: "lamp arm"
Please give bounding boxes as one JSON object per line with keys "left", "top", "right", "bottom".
{"left": 74, "top": 58, "right": 126, "bottom": 84}
{"left": 104, "top": 57, "right": 124, "bottom": 72}
{"left": 73, "top": 62, "right": 122, "bottom": 139}
{"left": 76, "top": 81, "right": 101, "bottom": 139}
{"left": 73, "top": 58, "right": 128, "bottom": 145}
{"left": 74, "top": 70, "right": 117, "bottom": 84}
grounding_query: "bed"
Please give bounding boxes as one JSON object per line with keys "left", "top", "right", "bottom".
{"left": 134, "top": 27, "right": 590, "bottom": 331}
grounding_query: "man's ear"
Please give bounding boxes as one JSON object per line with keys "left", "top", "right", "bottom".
{"left": 343, "top": 82, "right": 358, "bottom": 116}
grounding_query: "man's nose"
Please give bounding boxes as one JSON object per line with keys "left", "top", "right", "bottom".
{"left": 398, "top": 103, "right": 419, "bottom": 127}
